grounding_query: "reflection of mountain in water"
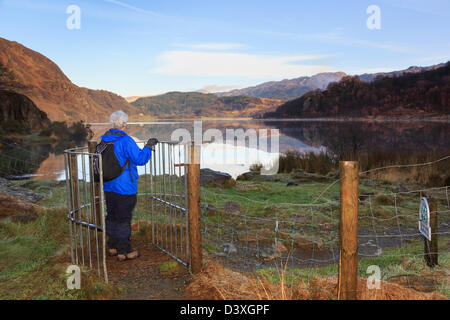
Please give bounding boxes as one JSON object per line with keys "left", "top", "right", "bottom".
{"left": 91, "top": 121, "right": 311, "bottom": 154}
{"left": 0, "top": 138, "right": 84, "bottom": 179}
{"left": 32, "top": 153, "right": 65, "bottom": 180}
{"left": 5, "top": 120, "right": 448, "bottom": 179}
{"left": 92, "top": 120, "right": 450, "bottom": 156}
{"left": 264, "top": 120, "right": 450, "bottom": 157}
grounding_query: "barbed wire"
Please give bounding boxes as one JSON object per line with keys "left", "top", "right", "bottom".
{"left": 359, "top": 154, "right": 450, "bottom": 175}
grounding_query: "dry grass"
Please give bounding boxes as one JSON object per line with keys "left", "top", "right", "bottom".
{"left": 277, "top": 149, "right": 450, "bottom": 187}
{"left": 184, "top": 259, "right": 448, "bottom": 300}
{"left": 278, "top": 150, "right": 336, "bottom": 175}
{"left": 184, "top": 260, "right": 308, "bottom": 300}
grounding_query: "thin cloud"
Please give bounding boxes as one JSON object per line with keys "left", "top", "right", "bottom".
{"left": 153, "top": 51, "right": 334, "bottom": 78}
{"left": 104, "top": 0, "right": 160, "bottom": 17}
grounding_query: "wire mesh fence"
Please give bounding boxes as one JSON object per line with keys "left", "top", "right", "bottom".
{"left": 198, "top": 156, "right": 450, "bottom": 298}
{"left": 199, "top": 183, "right": 341, "bottom": 295}
{"left": 3, "top": 128, "right": 448, "bottom": 298}
{"left": 51, "top": 142, "right": 450, "bottom": 298}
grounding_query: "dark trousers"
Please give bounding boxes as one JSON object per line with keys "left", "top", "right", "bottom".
{"left": 104, "top": 191, "right": 137, "bottom": 254}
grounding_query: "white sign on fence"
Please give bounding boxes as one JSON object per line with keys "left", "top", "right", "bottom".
{"left": 419, "top": 197, "right": 431, "bottom": 241}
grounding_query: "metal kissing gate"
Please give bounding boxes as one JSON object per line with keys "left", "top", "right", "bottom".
{"left": 64, "top": 141, "right": 194, "bottom": 282}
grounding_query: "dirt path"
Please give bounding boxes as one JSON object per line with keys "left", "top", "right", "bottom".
{"left": 106, "top": 240, "right": 192, "bottom": 300}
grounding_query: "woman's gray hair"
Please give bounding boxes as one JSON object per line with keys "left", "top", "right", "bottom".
{"left": 109, "top": 110, "right": 128, "bottom": 128}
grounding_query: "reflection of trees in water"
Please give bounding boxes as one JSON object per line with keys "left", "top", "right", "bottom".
{"left": 0, "top": 138, "right": 83, "bottom": 178}
{"left": 265, "top": 121, "right": 450, "bottom": 159}
{"left": 0, "top": 142, "right": 51, "bottom": 177}
{"left": 93, "top": 120, "right": 450, "bottom": 158}
{"left": 93, "top": 121, "right": 273, "bottom": 144}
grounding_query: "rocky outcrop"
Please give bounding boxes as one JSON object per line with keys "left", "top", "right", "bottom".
{"left": 0, "top": 90, "right": 50, "bottom": 132}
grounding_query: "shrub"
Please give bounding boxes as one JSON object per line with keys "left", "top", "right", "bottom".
{"left": 249, "top": 162, "right": 263, "bottom": 173}
{"left": 278, "top": 150, "right": 337, "bottom": 175}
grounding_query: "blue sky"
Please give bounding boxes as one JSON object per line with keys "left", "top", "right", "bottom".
{"left": 0, "top": 0, "right": 449, "bottom": 97}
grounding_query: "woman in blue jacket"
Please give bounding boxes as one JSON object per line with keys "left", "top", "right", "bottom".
{"left": 102, "top": 111, "right": 158, "bottom": 261}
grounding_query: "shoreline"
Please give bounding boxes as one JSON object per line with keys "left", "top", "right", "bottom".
{"left": 88, "top": 117, "right": 450, "bottom": 125}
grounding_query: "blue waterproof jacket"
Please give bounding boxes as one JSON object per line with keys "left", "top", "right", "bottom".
{"left": 102, "top": 129, "right": 151, "bottom": 195}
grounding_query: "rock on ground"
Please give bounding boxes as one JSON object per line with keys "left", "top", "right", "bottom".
{"left": 200, "top": 168, "right": 236, "bottom": 187}
{"left": 0, "top": 178, "right": 44, "bottom": 218}
{"left": 224, "top": 201, "right": 241, "bottom": 215}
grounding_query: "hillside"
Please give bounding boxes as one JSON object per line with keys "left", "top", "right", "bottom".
{"left": 132, "top": 91, "right": 283, "bottom": 118}
{"left": 263, "top": 63, "right": 450, "bottom": 119}
{"left": 216, "top": 72, "right": 346, "bottom": 100}
{"left": 0, "top": 37, "right": 138, "bottom": 122}
{"left": 0, "top": 90, "right": 50, "bottom": 133}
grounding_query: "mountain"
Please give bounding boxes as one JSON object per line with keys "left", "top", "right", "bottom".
{"left": 0, "top": 90, "right": 50, "bottom": 133}
{"left": 0, "top": 37, "right": 137, "bottom": 122}
{"left": 216, "top": 72, "right": 346, "bottom": 100}
{"left": 264, "top": 62, "right": 450, "bottom": 119}
{"left": 125, "top": 96, "right": 143, "bottom": 103}
{"left": 359, "top": 64, "right": 446, "bottom": 82}
{"left": 216, "top": 64, "right": 446, "bottom": 101}
{"left": 131, "top": 92, "right": 283, "bottom": 118}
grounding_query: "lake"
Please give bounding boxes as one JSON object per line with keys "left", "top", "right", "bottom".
{"left": 1, "top": 119, "right": 449, "bottom": 180}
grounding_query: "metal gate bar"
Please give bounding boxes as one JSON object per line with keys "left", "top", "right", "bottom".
{"left": 146, "top": 141, "right": 190, "bottom": 267}
{"left": 64, "top": 147, "right": 108, "bottom": 282}
{"left": 65, "top": 141, "right": 190, "bottom": 282}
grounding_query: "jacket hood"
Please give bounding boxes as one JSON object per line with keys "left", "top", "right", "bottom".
{"left": 101, "top": 129, "right": 128, "bottom": 142}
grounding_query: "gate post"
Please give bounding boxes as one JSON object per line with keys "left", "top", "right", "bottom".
{"left": 88, "top": 141, "right": 101, "bottom": 225}
{"left": 188, "top": 142, "right": 202, "bottom": 274}
{"left": 424, "top": 199, "right": 438, "bottom": 267}
{"left": 338, "top": 161, "right": 359, "bottom": 300}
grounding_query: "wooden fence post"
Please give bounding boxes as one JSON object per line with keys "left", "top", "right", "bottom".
{"left": 188, "top": 142, "right": 202, "bottom": 274}
{"left": 338, "top": 161, "right": 359, "bottom": 300}
{"left": 88, "top": 141, "right": 101, "bottom": 225}
{"left": 424, "top": 199, "right": 438, "bottom": 268}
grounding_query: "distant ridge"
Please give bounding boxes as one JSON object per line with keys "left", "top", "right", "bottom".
{"left": 125, "top": 96, "right": 143, "bottom": 103}
{"left": 215, "top": 72, "right": 346, "bottom": 100}
{"left": 358, "top": 64, "right": 446, "bottom": 82}
{"left": 131, "top": 91, "right": 283, "bottom": 119}
{"left": 216, "top": 63, "right": 447, "bottom": 101}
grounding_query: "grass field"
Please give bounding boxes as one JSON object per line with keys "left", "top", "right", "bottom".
{"left": 1, "top": 174, "right": 448, "bottom": 299}
{"left": 0, "top": 207, "right": 115, "bottom": 299}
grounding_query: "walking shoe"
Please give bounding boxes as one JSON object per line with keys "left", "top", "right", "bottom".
{"left": 117, "top": 249, "right": 140, "bottom": 262}
{"left": 108, "top": 248, "right": 118, "bottom": 256}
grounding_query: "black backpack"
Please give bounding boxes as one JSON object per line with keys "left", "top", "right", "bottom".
{"left": 93, "top": 130, "right": 133, "bottom": 183}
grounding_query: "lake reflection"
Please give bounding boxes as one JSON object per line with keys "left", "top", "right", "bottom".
{"left": 1, "top": 119, "right": 449, "bottom": 180}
